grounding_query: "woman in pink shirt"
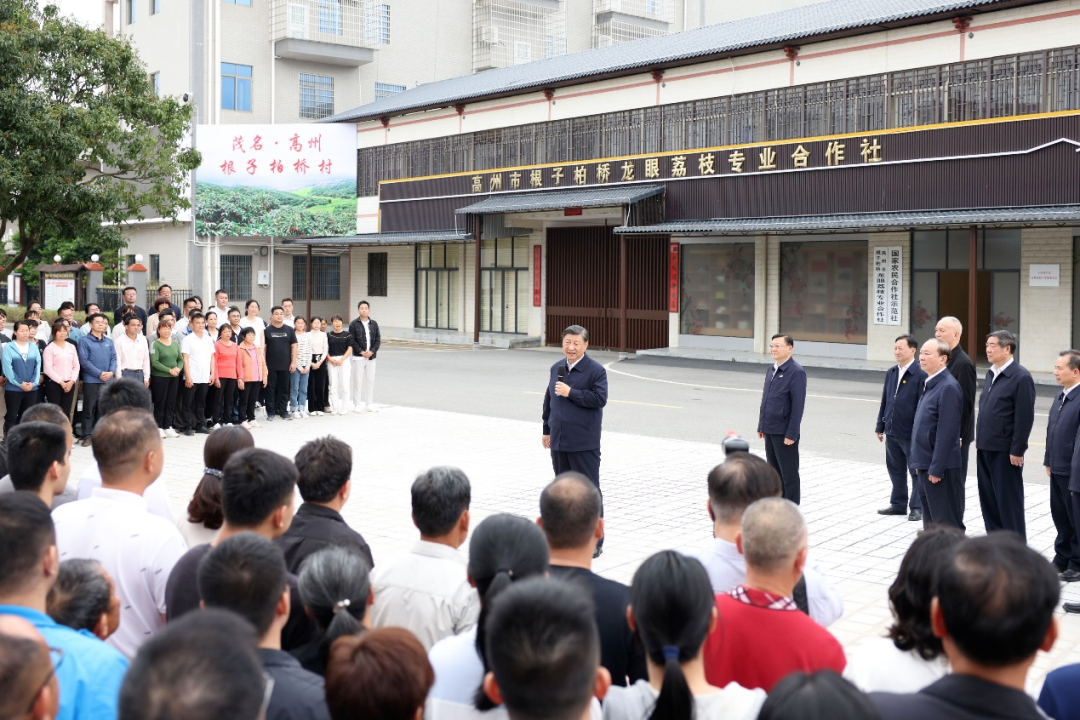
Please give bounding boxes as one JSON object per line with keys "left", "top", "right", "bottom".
{"left": 212, "top": 324, "right": 243, "bottom": 427}
{"left": 237, "top": 326, "right": 267, "bottom": 429}
{"left": 43, "top": 319, "right": 80, "bottom": 417}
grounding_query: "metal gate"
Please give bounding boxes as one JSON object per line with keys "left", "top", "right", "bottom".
{"left": 545, "top": 226, "right": 668, "bottom": 351}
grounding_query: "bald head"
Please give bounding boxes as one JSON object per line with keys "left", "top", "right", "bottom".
{"left": 0, "top": 617, "right": 55, "bottom": 720}
{"left": 935, "top": 316, "right": 962, "bottom": 349}
{"left": 539, "top": 473, "right": 602, "bottom": 550}
{"left": 740, "top": 498, "right": 807, "bottom": 572}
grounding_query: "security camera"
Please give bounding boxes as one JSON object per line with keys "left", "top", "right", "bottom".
{"left": 181, "top": 92, "right": 191, "bottom": 104}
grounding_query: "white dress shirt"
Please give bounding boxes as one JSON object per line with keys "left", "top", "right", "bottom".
{"left": 115, "top": 332, "right": 151, "bottom": 375}
{"left": 370, "top": 540, "right": 480, "bottom": 650}
{"left": 180, "top": 331, "right": 216, "bottom": 384}
{"left": 896, "top": 359, "right": 915, "bottom": 391}
{"left": 990, "top": 356, "right": 1014, "bottom": 385}
{"left": 843, "top": 637, "right": 949, "bottom": 693}
{"left": 75, "top": 462, "right": 174, "bottom": 523}
{"left": 689, "top": 537, "right": 844, "bottom": 627}
{"left": 52, "top": 487, "right": 189, "bottom": 658}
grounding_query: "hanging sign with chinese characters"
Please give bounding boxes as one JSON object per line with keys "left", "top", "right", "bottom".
{"left": 194, "top": 124, "right": 357, "bottom": 237}
{"left": 873, "top": 246, "right": 903, "bottom": 326}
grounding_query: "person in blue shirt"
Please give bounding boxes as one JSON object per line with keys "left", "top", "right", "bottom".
{"left": 57, "top": 303, "right": 82, "bottom": 344}
{"left": 2, "top": 319, "right": 42, "bottom": 433}
{"left": 76, "top": 314, "right": 117, "bottom": 447}
{"left": 0, "top": 493, "right": 128, "bottom": 720}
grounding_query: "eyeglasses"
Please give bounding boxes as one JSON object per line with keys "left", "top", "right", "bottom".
{"left": 258, "top": 672, "right": 275, "bottom": 720}
{"left": 26, "top": 647, "right": 64, "bottom": 713}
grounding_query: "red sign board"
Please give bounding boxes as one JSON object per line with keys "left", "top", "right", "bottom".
{"left": 564, "top": 207, "right": 582, "bottom": 216}
{"left": 533, "top": 245, "right": 542, "bottom": 307}
{"left": 668, "top": 243, "right": 679, "bottom": 313}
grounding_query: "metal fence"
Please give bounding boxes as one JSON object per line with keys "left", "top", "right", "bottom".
{"left": 145, "top": 287, "right": 195, "bottom": 309}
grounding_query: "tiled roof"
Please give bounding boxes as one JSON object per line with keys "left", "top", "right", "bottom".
{"left": 454, "top": 185, "right": 663, "bottom": 214}
{"left": 282, "top": 230, "right": 472, "bottom": 245}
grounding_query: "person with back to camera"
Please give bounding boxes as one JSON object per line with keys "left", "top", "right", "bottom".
{"left": 759, "top": 671, "right": 882, "bottom": 720}
{"left": 293, "top": 546, "right": 373, "bottom": 676}
{"left": 326, "top": 628, "right": 434, "bottom": 720}
{"left": 175, "top": 424, "right": 254, "bottom": 547}
{"left": 46, "top": 558, "right": 121, "bottom": 642}
{"left": 602, "top": 550, "right": 765, "bottom": 720}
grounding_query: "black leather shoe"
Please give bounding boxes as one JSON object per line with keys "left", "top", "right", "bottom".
{"left": 183, "top": 429, "right": 194, "bottom": 436}
{"left": 79, "top": 437, "right": 92, "bottom": 448}
{"left": 1061, "top": 569, "right": 1080, "bottom": 583}
{"left": 877, "top": 506, "right": 906, "bottom": 516}
{"left": 194, "top": 426, "right": 210, "bottom": 435}
{"left": 1064, "top": 602, "right": 1080, "bottom": 614}
{"left": 908, "top": 510, "right": 923, "bottom": 522}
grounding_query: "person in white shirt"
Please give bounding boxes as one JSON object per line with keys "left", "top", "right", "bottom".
{"left": 115, "top": 315, "right": 151, "bottom": 387}
{"left": 844, "top": 527, "right": 962, "bottom": 693}
{"left": 180, "top": 312, "right": 216, "bottom": 436}
{"left": 239, "top": 300, "right": 266, "bottom": 352}
{"left": 212, "top": 289, "right": 231, "bottom": 318}
{"left": 281, "top": 298, "right": 296, "bottom": 328}
{"left": 172, "top": 297, "right": 200, "bottom": 339}
{"left": 689, "top": 452, "right": 843, "bottom": 627}
{"left": 371, "top": 466, "right": 478, "bottom": 650}
{"left": 51, "top": 408, "right": 189, "bottom": 659}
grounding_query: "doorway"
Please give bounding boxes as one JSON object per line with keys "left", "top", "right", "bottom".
{"left": 938, "top": 271, "right": 991, "bottom": 363}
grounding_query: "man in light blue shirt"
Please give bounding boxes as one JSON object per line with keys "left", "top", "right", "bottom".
{"left": 0, "top": 493, "right": 127, "bottom": 720}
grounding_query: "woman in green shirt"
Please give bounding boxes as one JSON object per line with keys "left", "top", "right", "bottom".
{"left": 150, "top": 320, "right": 184, "bottom": 438}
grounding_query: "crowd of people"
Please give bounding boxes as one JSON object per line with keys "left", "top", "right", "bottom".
{"left": 0, "top": 286, "right": 382, "bottom": 446}
{"left": 0, "top": 381, "right": 1076, "bottom": 720}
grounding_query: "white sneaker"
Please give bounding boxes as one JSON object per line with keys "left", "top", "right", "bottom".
{"left": 292, "top": 411, "right": 302, "bottom": 419}
{"left": 159, "top": 428, "right": 167, "bottom": 439}
{"left": 212, "top": 423, "right": 222, "bottom": 430}
{"left": 165, "top": 428, "right": 179, "bottom": 438}
{"left": 302, "top": 410, "right": 310, "bottom": 418}
{"left": 365, "top": 405, "right": 378, "bottom": 413}
{"left": 353, "top": 407, "right": 365, "bottom": 414}
{"left": 241, "top": 421, "right": 251, "bottom": 429}
{"left": 250, "top": 420, "right": 261, "bottom": 428}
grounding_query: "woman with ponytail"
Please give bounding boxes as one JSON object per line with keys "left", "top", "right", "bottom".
{"left": 295, "top": 546, "right": 373, "bottom": 676}
{"left": 603, "top": 551, "right": 765, "bottom": 720}
{"left": 426, "top": 513, "right": 549, "bottom": 718}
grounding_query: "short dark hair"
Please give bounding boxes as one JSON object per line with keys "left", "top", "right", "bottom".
{"left": 895, "top": 334, "right": 918, "bottom": 350}
{"left": 0, "top": 493, "right": 56, "bottom": 596}
{"left": 47, "top": 559, "right": 112, "bottom": 633}
{"left": 198, "top": 533, "right": 288, "bottom": 637}
{"left": 707, "top": 452, "right": 782, "bottom": 524}
{"left": 190, "top": 295, "right": 203, "bottom": 306}
{"left": 97, "top": 377, "right": 153, "bottom": 416}
{"left": 188, "top": 311, "right": 204, "bottom": 323}
{"left": 215, "top": 289, "right": 227, "bottom": 297}
{"left": 986, "top": 329, "right": 1018, "bottom": 355}
{"left": 294, "top": 436, "right": 352, "bottom": 504}
{"left": 58, "top": 301, "right": 75, "bottom": 312}
{"left": 92, "top": 409, "right": 160, "bottom": 481}
{"left": 561, "top": 324, "right": 588, "bottom": 342}
{"left": 220, "top": 448, "right": 298, "bottom": 528}
{"left": 539, "top": 473, "right": 600, "bottom": 550}
{"left": 0, "top": 629, "right": 51, "bottom": 718}
{"left": 7, "top": 422, "right": 68, "bottom": 492}
{"left": 1060, "top": 350, "right": 1080, "bottom": 373}
{"left": 485, "top": 578, "right": 598, "bottom": 720}
{"left": 188, "top": 426, "right": 255, "bottom": 529}
{"left": 357, "top": 300, "right": 370, "bottom": 309}
{"left": 270, "top": 305, "right": 283, "bottom": 314}
{"left": 281, "top": 297, "right": 293, "bottom": 305}
{"left": 937, "top": 533, "right": 1059, "bottom": 667}
{"left": 21, "top": 403, "right": 70, "bottom": 428}
{"left": 122, "top": 286, "right": 137, "bottom": 294}
{"left": 118, "top": 609, "right": 265, "bottom": 720}
{"left": 327, "top": 628, "right": 434, "bottom": 720}
{"left": 411, "top": 466, "right": 471, "bottom": 537}
{"left": 84, "top": 303, "right": 99, "bottom": 315}
{"left": 122, "top": 313, "right": 142, "bottom": 326}
{"left": 51, "top": 318, "right": 69, "bottom": 336}
{"left": 297, "top": 547, "right": 372, "bottom": 663}
{"left": 888, "top": 527, "right": 965, "bottom": 660}
{"left": 157, "top": 284, "right": 171, "bottom": 293}
{"left": 759, "top": 671, "right": 881, "bottom": 720}
{"left": 771, "top": 333, "right": 794, "bottom": 347}
{"left": 238, "top": 327, "right": 255, "bottom": 342}
{"left": 183, "top": 297, "right": 198, "bottom": 309}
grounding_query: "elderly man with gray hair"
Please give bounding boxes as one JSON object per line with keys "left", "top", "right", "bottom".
{"left": 702, "top": 498, "right": 846, "bottom": 692}
{"left": 911, "top": 338, "right": 965, "bottom": 530}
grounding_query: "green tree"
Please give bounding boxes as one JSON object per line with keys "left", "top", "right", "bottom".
{"left": 0, "top": 1, "right": 200, "bottom": 282}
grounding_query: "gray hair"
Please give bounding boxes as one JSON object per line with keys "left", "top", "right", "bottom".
{"left": 47, "top": 559, "right": 111, "bottom": 633}
{"left": 297, "top": 547, "right": 371, "bottom": 650}
{"left": 411, "top": 466, "right": 471, "bottom": 537}
{"left": 987, "top": 329, "right": 1017, "bottom": 355}
{"left": 562, "top": 325, "right": 589, "bottom": 342}
{"left": 741, "top": 498, "right": 807, "bottom": 572}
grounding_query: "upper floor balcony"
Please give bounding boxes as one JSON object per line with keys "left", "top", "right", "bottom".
{"left": 270, "top": 0, "right": 376, "bottom": 67}
{"left": 593, "top": 0, "right": 675, "bottom": 25}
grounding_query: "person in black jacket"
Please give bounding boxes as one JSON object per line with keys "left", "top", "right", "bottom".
{"left": 975, "top": 330, "right": 1036, "bottom": 541}
{"left": 875, "top": 334, "right": 928, "bottom": 521}
{"left": 910, "top": 339, "right": 964, "bottom": 530}
{"left": 757, "top": 333, "right": 807, "bottom": 505}
{"left": 347, "top": 300, "right": 381, "bottom": 413}
{"left": 113, "top": 286, "right": 148, "bottom": 334}
{"left": 935, "top": 317, "right": 976, "bottom": 527}
{"left": 1045, "top": 350, "right": 1080, "bottom": 582}
{"left": 542, "top": 325, "right": 608, "bottom": 555}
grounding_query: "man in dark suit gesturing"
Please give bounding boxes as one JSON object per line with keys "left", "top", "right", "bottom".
{"left": 875, "top": 334, "right": 928, "bottom": 521}
{"left": 910, "top": 338, "right": 964, "bottom": 530}
{"left": 757, "top": 333, "right": 806, "bottom": 505}
{"left": 542, "top": 325, "right": 608, "bottom": 555}
{"left": 976, "top": 329, "right": 1036, "bottom": 540}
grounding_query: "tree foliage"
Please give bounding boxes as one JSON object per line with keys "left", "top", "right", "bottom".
{"left": 0, "top": 1, "right": 200, "bottom": 281}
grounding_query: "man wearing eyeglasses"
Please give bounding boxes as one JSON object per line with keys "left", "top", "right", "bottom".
{"left": 0, "top": 493, "right": 128, "bottom": 720}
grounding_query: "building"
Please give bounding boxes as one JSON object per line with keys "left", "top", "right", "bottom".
{"left": 301, "top": 0, "right": 1080, "bottom": 372}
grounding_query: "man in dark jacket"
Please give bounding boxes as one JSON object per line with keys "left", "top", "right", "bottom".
{"left": 113, "top": 286, "right": 148, "bottom": 334}
{"left": 542, "top": 325, "right": 608, "bottom": 555}
{"left": 935, "top": 316, "right": 976, "bottom": 525}
{"left": 757, "top": 333, "right": 806, "bottom": 505}
{"left": 910, "top": 338, "right": 964, "bottom": 530}
{"left": 348, "top": 300, "right": 381, "bottom": 413}
{"left": 875, "top": 334, "right": 928, "bottom": 521}
{"left": 1046, "top": 350, "right": 1080, "bottom": 581}
{"left": 975, "top": 329, "right": 1035, "bottom": 540}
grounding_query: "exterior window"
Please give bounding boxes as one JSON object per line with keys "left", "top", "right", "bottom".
{"left": 299, "top": 74, "right": 334, "bottom": 120}
{"left": 150, "top": 72, "right": 161, "bottom": 97}
{"left": 680, "top": 243, "right": 755, "bottom": 337}
{"left": 479, "top": 238, "right": 530, "bottom": 334}
{"left": 221, "top": 63, "right": 252, "bottom": 112}
{"left": 220, "top": 255, "right": 252, "bottom": 301}
{"left": 152, "top": 0, "right": 161, "bottom": 14}
{"left": 128, "top": 0, "right": 136, "bottom": 23}
{"left": 317, "top": 0, "right": 341, "bottom": 34}
{"left": 779, "top": 240, "right": 868, "bottom": 344}
{"left": 150, "top": 255, "right": 161, "bottom": 283}
{"left": 293, "top": 256, "right": 341, "bottom": 301}
{"left": 367, "top": 252, "right": 387, "bottom": 297}
{"left": 365, "top": 3, "right": 389, "bottom": 44}
{"left": 222, "top": 0, "right": 252, "bottom": 5}
{"left": 415, "top": 244, "right": 460, "bottom": 330}
{"left": 374, "top": 82, "right": 405, "bottom": 99}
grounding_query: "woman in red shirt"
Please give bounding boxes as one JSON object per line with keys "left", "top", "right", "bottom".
{"left": 211, "top": 324, "right": 243, "bottom": 427}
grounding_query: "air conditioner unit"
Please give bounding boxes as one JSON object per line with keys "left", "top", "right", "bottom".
{"left": 478, "top": 25, "right": 499, "bottom": 44}
{"left": 288, "top": 4, "right": 308, "bottom": 39}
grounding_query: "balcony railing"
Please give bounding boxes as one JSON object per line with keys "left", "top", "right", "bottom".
{"left": 594, "top": 0, "right": 674, "bottom": 24}
{"left": 270, "top": 0, "right": 375, "bottom": 66}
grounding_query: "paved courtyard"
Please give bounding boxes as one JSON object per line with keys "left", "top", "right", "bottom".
{"left": 66, "top": 394, "right": 1080, "bottom": 695}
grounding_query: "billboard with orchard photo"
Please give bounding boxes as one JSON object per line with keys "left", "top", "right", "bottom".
{"left": 194, "top": 124, "right": 357, "bottom": 237}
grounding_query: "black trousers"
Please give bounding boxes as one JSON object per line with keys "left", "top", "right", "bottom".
{"left": 150, "top": 375, "right": 179, "bottom": 429}
{"left": 551, "top": 448, "right": 603, "bottom": 547}
{"left": 182, "top": 383, "right": 209, "bottom": 430}
{"left": 1051, "top": 473, "right": 1080, "bottom": 571}
{"left": 240, "top": 383, "right": 260, "bottom": 422}
{"left": 977, "top": 448, "right": 1027, "bottom": 541}
{"left": 764, "top": 434, "right": 801, "bottom": 505}
{"left": 4, "top": 390, "right": 37, "bottom": 433}
{"left": 206, "top": 383, "right": 220, "bottom": 425}
{"left": 308, "top": 361, "right": 328, "bottom": 412}
{"left": 885, "top": 434, "right": 922, "bottom": 511}
{"left": 81, "top": 382, "right": 105, "bottom": 438}
{"left": 266, "top": 369, "right": 290, "bottom": 418}
{"left": 917, "top": 468, "right": 965, "bottom": 531}
{"left": 959, "top": 439, "right": 972, "bottom": 521}
{"left": 43, "top": 378, "right": 76, "bottom": 419}
{"left": 213, "top": 379, "right": 238, "bottom": 425}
